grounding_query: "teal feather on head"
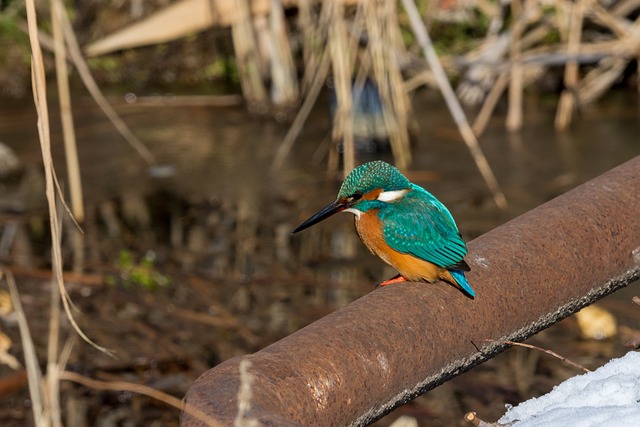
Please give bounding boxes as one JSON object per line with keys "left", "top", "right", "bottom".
{"left": 337, "top": 160, "right": 410, "bottom": 199}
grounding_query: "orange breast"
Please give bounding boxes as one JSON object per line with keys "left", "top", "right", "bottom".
{"left": 354, "top": 211, "right": 444, "bottom": 283}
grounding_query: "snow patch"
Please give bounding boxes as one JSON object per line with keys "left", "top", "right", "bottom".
{"left": 499, "top": 351, "right": 640, "bottom": 427}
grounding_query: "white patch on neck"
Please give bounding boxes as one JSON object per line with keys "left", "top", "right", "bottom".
{"left": 344, "top": 207, "right": 362, "bottom": 219}
{"left": 377, "top": 189, "right": 408, "bottom": 202}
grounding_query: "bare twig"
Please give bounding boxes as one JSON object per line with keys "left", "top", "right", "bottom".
{"left": 477, "top": 339, "right": 591, "bottom": 373}
{"left": 464, "top": 411, "right": 502, "bottom": 426}
{"left": 61, "top": 370, "right": 222, "bottom": 427}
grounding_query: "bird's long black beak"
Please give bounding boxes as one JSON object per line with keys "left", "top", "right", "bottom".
{"left": 292, "top": 200, "right": 347, "bottom": 234}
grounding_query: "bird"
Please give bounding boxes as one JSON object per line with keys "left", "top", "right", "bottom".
{"left": 292, "top": 160, "right": 475, "bottom": 298}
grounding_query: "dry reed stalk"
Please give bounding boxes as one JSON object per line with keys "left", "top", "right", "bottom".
{"left": 44, "top": 203, "right": 65, "bottom": 427}
{"left": 253, "top": 15, "right": 272, "bottom": 84}
{"left": 364, "top": 1, "right": 410, "bottom": 170}
{"left": 347, "top": 2, "right": 367, "bottom": 80}
{"left": 555, "top": 0, "right": 587, "bottom": 130}
{"left": 26, "top": 0, "right": 112, "bottom": 363}
{"left": 47, "top": 8, "right": 65, "bottom": 420}
{"left": 272, "top": 45, "right": 332, "bottom": 169}
{"left": 60, "top": 370, "right": 223, "bottom": 426}
{"left": 611, "top": 0, "right": 640, "bottom": 18}
{"left": 381, "top": 0, "right": 412, "bottom": 169}
{"left": 4, "top": 268, "right": 46, "bottom": 425}
{"left": 506, "top": 0, "right": 524, "bottom": 132}
{"left": 56, "top": 9, "right": 156, "bottom": 165}
{"left": 577, "top": 58, "right": 628, "bottom": 104}
{"left": 520, "top": 17, "right": 555, "bottom": 50}
{"left": 298, "top": 0, "right": 315, "bottom": 88}
{"left": 472, "top": 70, "right": 509, "bottom": 136}
{"left": 335, "top": 1, "right": 367, "bottom": 173}
{"left": 297, "top": 0, "right": 333, "bottom": 94}
{"left": 576, "top": 10, "right": 640, "bottom": 104}
{"left": 275, "top": 0, "right": 409, "bottom": 173}
{"left": 590, "top": 3, "right": 630, "bottom": 37}
{"left": 457, "top": 6, "right": 546, "bottom": 111}
{"left": 51, "top": 0, "right": 84, "bottom": 276}
{"left": 269, "top": 0, "right": 299, "bottom": 107}
{"left": 328, "top": 0, "right": 355, "bottom": 175}
{"left": 403, "top": 70, "right": 437, "bottom": 92}
{"left": 401, "top": 0, "right": 507, "bottom": 209}
{"left": 25, "top": 2, "right": 61, "bottom": 424}
{"left": 231, "top": 0, "right": 269, "bottom": 111}
{"left": 51, "top": 0, "right": 83, "bottom": 224}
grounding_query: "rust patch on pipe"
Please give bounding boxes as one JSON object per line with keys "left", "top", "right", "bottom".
{"left": 182, "top": 156, "right": 640, "bottom": 427}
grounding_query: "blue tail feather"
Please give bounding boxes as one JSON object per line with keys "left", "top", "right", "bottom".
{"left": 449, "top": 269, "right": 475, "bottom": 298}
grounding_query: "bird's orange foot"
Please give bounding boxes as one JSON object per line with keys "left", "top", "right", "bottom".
{"left": 376, "top": 274, "right": 409, "bottom": 288}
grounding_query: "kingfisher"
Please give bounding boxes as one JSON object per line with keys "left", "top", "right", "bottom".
{"left": 292, "top": 160, "right": 475, "bottom": 298}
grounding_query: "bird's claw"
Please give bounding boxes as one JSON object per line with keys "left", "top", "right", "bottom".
{"left": 376, "top": 274, "right": 409, "bottom": 288}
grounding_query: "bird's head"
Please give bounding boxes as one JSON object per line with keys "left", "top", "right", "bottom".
{"left": 292, "top": 161, "right": 411, "bottom": 234}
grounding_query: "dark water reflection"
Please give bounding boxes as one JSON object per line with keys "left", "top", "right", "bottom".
{"left": 3, "top": 90, "right": 638, "bottom": 226}
{"left": 2, "top": 88, "right": 639, "bottom": 305}
{"left": 0, "top": 88, "right": 639, "bottom": 424}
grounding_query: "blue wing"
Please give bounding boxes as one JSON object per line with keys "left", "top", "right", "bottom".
{"left": 378, "top": 184, "right": 468, "bottom": 269}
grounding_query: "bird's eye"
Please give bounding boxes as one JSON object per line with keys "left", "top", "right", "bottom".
{"left": 347, "top": 192, "right": 363, "bottom": 203}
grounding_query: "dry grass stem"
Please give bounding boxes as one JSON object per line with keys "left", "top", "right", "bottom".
{"left": 24, "top": 2, "right": 58, "bottom": 422}
{"left": 51, "top": 0, "right": 84, "bottom": 224}
{"left": 4, "top": 268, "right": 46, "bottom": 425}
{"left": 26, "top": 0, "right": 113, "bottom": 359}
{"left": 478, "top": 339, "right": 591, "bottom": 373}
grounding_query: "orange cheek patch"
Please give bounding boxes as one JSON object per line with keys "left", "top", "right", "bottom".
{"left": 362, "top": 188, "right": 383, "bottom": 201}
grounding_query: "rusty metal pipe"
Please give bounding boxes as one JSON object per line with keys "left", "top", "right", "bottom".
{"left": 182, "top": 156, "right": 640, "bottom": 427}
